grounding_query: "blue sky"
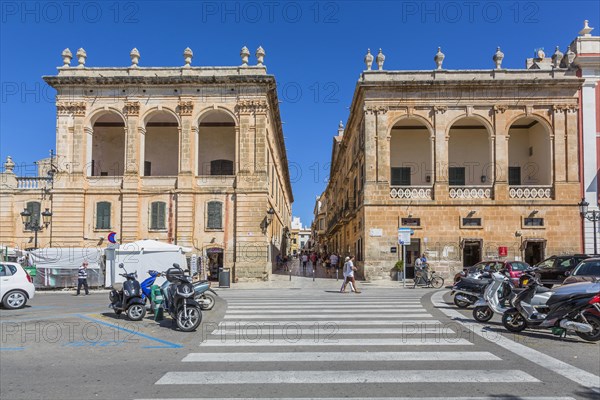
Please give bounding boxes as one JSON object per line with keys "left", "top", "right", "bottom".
{"left": 1, "top": 1, "right": 598, "bottom": 226}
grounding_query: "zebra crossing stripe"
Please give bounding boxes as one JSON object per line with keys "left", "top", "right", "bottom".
{"left": 182, "top": 351, "right": 500, "bottom": 362}
{"left": 227, "top": 304, "right": 423, "bottom": 308}
{"left": 223, "top": 313, "right": 432, "bottom": 319}
{"left": 216, "top": 320, "right": 443, "bottom": 327}
{"left": 225, "top": 308, "right": 426, "bottom": 314}
{"left": 213, "top": 326, "right": 454, "bottom": 336}
{"left": 138, "top": 397, "right": 575, "bottom": 400}
{"left": 199, "top": 338, "right": 472, "bottom": 346}
{"left": 155, "top": 369, "right": 538, "bottom": 385}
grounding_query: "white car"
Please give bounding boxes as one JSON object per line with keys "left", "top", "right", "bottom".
{"left": 0, "top": 262, "right": 35, "bottom": 309}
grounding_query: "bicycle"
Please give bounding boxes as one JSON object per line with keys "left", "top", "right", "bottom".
{"left": 413, "top": 264, "right": 444, "bottom": 289}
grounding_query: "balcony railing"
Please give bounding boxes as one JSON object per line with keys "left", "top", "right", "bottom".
{"left": 449, "top": 186, "right": 493, "bottom": 199}
{"left": 509, "top": 185, "right": 553, "bottom": 199}
{"left": 390, "top": 186, "right": 433, "bottom": 200}
{"left": 16, "top": 177, "right": 52, "bottom": 189}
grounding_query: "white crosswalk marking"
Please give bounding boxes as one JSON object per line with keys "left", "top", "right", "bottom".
{"left": 149, "top": 289, "right": 551, "bottom": 399}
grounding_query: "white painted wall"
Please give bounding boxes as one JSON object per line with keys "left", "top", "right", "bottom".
{"left": 144, "top": 126, "right": 179, "bottom": 176}
{"left": 91, "top": 126, "right": 125, "bottom": 176}
{"left": 198, "top": 127, "right": 235, "bottom": 175}
{"left": 390, "top": 130, "right": 432, "bottom": 185}
{"left": 448, "top": 128, "right": 490, "bottom": 185}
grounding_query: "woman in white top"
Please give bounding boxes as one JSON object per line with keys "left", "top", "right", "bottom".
{"left": 340, "top": 256, "right": 360, "bottom": 293}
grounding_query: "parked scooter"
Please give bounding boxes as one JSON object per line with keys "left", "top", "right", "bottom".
{"left": 157, "top": 264, "right": 202, "bottom": 332}
{"left": 472, "top": 270, "right": 532, "bottom": 322}
{"left": 502, "top": 276, "right": 600, "bottom": 342}
{"left": 142, "top": 270, "right": 217, "bottom": 311}
{"left": 108, "top": 263, "right": 146, "bottom": 321}
{"left": 451, "top": 271, "right": 493, "bottom": 308}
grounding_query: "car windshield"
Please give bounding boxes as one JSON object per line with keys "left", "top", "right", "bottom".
{"left": 572, "top": 261, "right": 600, "bottom": 276}
{"left": 536, "top": 259, "right": 555, "bottom": 269}
{"left": 510, "top": 262, "right": 529, "bottom": 271}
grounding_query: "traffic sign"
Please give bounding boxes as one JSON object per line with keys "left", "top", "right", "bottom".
{"left": 108, "top": 232, "right": 117, "bottom": 244}
{"left": 398, "top": 228, "right": 411, "bottom": 245}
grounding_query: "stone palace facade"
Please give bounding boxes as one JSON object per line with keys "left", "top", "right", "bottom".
{"left": 0, "top": 47, "right": 293, "bottom": 281}
{"left": 316, "top": 44, "right": 586, "bottom": 280}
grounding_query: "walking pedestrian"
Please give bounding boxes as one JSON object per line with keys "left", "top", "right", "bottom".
{"left": 340, "top": 255, "right": 360, "bottom": 293}
{"left": 301, "top": 252, "right": 309, "bottom": 275}
{"left": 76, "top": 260, "right": 90, "bottom": 296}
{"left": 330, "top": 252, "right": 339, "bottom": 278}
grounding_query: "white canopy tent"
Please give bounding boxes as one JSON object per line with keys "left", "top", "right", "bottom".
{"left": 104, "top": 240, "right": 191, "bottom": 288}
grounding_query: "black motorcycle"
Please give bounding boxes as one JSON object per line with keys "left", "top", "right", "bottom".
{"left": 109, "top": 263, "right": 146, "bottom": 321}
{"left": 159, "top": 264, "right": 202, "bottom": 332}
{"left": 502, "top": 276, "right": 600, "bottom": 342}
{"left": 450, "top": 272, "right": 493, "bottom": 308}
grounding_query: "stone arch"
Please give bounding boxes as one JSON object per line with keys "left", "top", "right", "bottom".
{"left": 504, "top": 112, "right": 553, "bottom": 137}
{"left": 194, "top": 106, "right": 238, "bottom": 130}
{"left": 140, "top": 106, "right": 181, "bottom": 127}
{"left": 142, "top": 109, "right": 180, "bottom": 176}
{"left": 447, "top": 116, "right": 493, "bottom": 186}
{"left": 389, "top": 116, "right": 434, "bottom": 186}
{"left": 197, "top": 109, "right": 237, "bottom": 176}
{"left": 86, "top": 109, "right": 126, "bottom": 177}
{"left": 388, "top": 113, "right": 434, "bottom": 136}
{"left": 507, "top": 115, "right": 552, "bottom": 186}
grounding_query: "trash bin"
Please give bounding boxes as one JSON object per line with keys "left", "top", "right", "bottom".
{"left": 219, "top": 268, "right": 231, "bottom": 288}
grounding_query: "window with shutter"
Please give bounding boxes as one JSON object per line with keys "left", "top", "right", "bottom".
{"left": 210, "top": 159, "right": 234, "bottom": 175}
{"left": 509, "top": 167, "right": 521, "bottom": 186}
{"left": 150, "top": 202, "right": 166, "bottom": 230}
{"left": 96, "top": 202, "right": 111, "bottom": 229}
{"left": 391, "top": 167, "right": 411, "bottom": 186}
{"left": 449, "top": 167, "right": 466, "bottom": 186}
{"left": 207, "top": 201, "right": 223, "bottom": 230}
{"left": 25, "top": 202, "right": 41, "bottom": 230}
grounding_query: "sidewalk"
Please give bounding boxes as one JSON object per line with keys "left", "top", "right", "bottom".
{"left": 228, "top": 259, "right": 415, "bottom": 290}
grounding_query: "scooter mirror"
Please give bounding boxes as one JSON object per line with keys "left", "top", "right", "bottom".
{"left": 119, "top": 263, "right": 124, "bottom": 269}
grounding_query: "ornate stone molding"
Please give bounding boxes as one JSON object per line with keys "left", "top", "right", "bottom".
{"left": 364, "top": 105, "right": 389, "bottom": 115}
{"left": 124, "top": 101, "right": 140, "bottom": 116}
{"left": 236, "top": 99, "right": 269, "bottom": 114}
{"left": 57, "top": 101, "right": 86, "bottom": 116}
{"left": 493, "top": 105, "right": 507, "bottom": 114}
{"left": 433, "top": 105, "right": 447, "bottom": 114}
{"left": 524, "top": 105, "right": 533, "bottom": 116}
{"left": 177, "top": 100, "right": 194, "bottom": 116}
{"left": 552, "top": 104, "right": 578, "bottom": 113}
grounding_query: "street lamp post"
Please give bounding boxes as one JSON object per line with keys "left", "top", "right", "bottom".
{"left": 20, "top": 208, "right": 52, "bottom": 249}
{"left": 579, "top": 198, "right": 600, "bottom": 255}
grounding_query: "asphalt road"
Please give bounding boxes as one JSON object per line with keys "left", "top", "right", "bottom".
{"left": 0, "top": 286, "right": 599, "bottom": 400}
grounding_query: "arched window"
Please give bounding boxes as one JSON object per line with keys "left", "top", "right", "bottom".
{"left": 25, "top": 201, "right": 41, "bottom": 230}
{"left": 150, "top": 201, "right": 167, "bottom": 230}
{"left": 198, "top": 111, "right": 235, "bottom": 175}
{"left": 96, "top": 202, "right": 111, "bottom": 230}
{"left": 206, "top": 201, "right": 223, "bottom": 230}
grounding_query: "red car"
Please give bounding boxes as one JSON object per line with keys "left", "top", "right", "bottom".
{"left": 454, "top": 260, "right": 530, "bottom": 286}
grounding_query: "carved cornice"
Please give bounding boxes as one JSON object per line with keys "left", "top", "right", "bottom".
{"left": 177, "top": 100, "right": 194, "bottom": 116}
{"left": 124, "top": 101, "right": 140, "bottom": 116}
{"left": 57, "top": 101, "right": 86, "bottom": 116}
{"left": 493, "top": 105, "right": 507, "bottom": 113}
{"left": 364, "top": 105, "right": 388, "bottom": 115}
{"left": 433, "top": 105, "right": 447, "bottom": 114}
{"left": 552, "top": 104, "right": 578, "bottom": 113}
{"left": 236, "top": 99, "right": 269, "bottom": 114}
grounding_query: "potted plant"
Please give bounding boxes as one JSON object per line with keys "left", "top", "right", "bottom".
{"left": 394, "top": 260, "right": 404, "bottom": 281}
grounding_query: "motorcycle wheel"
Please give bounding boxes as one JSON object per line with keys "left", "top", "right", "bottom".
{"left": 576, "top": 314, "right": 600, "bottom": 342}
{"left": 127, "top": 304, "right": 146, "bottom": 321}
{"left": 502, "top": 308, "right": 527, "bottom": 332}
{"left": 200, "top": 293, "right": 216, "bottom": 311}
{"left": 473, "top": 306, "right": 494, "bottom": 322}
{"left": 453, "top": 296, "right": 471, "bottom": 309}
{"left": 431, "top": 277, "right": 444, "bottom": 289}
{"left": 176, "top": 306, "right": 202, "bottom": 332}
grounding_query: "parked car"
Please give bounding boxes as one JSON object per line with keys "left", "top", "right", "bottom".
{"left": 534, "top": 254, "right": 594, "bottom": 287}
{"left": 453, "top": 260, "right": 530, "bottom": 286}
{"left": 0, "top": 262, "right": 35, "bottom": 309}
{"left": 563, "top": 258, "right": 600, "bottom": 285}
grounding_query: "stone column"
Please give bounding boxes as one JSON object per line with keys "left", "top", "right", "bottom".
{"left": 552, "top": 105, "right": 567, "bottom": 184}
{"left": 176, "top": 100, "right": 195, "bottom": 247}
{"left": 493, "top": 106, "right": 509, "bottom": 201}
{"left": 178, "top": 100, "right": 194, "bottom": 181}
{"left": 376, "top": 106, "right": 390, "bottom": 183}
{"left": 565, "top": 106, "right": 579, "bottom": 183}
{"left": 121, "top": 101, "right": 141, "bottom": 243}
{"left": 433, "top": 106, "right": 449, "bottom": 199}
{"left": 124, "top": 101, "right": 141, "bottom": 178}
{"left": 364, "top": 107, "right": 377, "bottom": 183}
{"left": 0, "top": 157, "right": 17, "bottom": 246}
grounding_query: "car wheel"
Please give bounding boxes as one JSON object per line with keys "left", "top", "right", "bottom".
{"left": 2, "top": 290, "right": 28, "bottom": 309}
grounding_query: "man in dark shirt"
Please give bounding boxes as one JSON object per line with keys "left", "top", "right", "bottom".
{"left": 76, "top": 260, "right": 90, "bottom": 296}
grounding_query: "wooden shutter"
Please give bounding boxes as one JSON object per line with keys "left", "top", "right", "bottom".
{"left": 207, "top": 202, "right": 222, "bottom": 229}
{"left": 150, "top": 202, "right": 166, "bottom": 230}
{"left": 26, "top": 202, "right": 41, "bottom": 226}
{"left": 96, "top": 202, "right": 111, "bottom": 229}
{"left": 391, "top": 167, "right": 411, "bottom": 186}
{"left": 449, "top": 167, "right": 466, "bottom": 186}
{"left": 509, "top": 167, "right": 521, "bottom": 186}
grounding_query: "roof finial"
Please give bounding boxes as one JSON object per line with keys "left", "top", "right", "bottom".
{"left": 130, "top": 48, "right": 140, "bottom": 68}
{"left": 61, "top": 48, "right": 72, "bottom": 67}
{"left": 551, "top": 46, "right": 563, "bottom": 69}
{"left": 493, "top": 47, "right": 504, "bottom": 69}
{"left": 434, "top": 47, "right": 445, "bottom": 70}
{"left": 376, "top": 48, "right": 385, "bottom": 71}
{"left": 240, "top": 46, "right": 250, "bottom": 67}
{"left": 256, "top": 46, "right": 265, "bottom": 67}
{"left": 76, "top": 48, "right": 87, "bottom": 68}
{"left": 364, "top": 49, "right": 373, "bottom": 71}
{"left": 183, "top": 47, "right": 193, "bottom": 67}
{"left": 579, "top": 19, "right": 594, "bottom": 36}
